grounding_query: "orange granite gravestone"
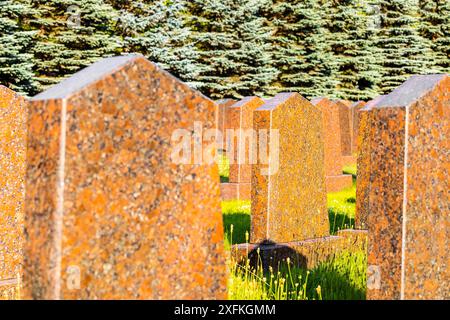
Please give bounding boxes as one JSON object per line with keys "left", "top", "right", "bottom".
{"left": 222, "top": 96, "right": 265, "bottom": 200}
{"left": 311, "top": 98, "right": 352, "bottom": 192}
{"left": 355, "top": 95, "right": 386, "bottom": 229}
{"left": 334, "top": 100, "right": 354, "bottom": 166}
{"left": 0, "top": 86, "right": 27, "bottom": 299}
{"left": 215, "top": 98, "right": 237, "bottom": 151}
{"left": 350, "top": 101, "right": 367, "bottom": 153}
{"left": 367, "top": 74, "right": 449, "bottom": 300}
{"left": 251, "top": 93, "right": 329, "bottom": 243}
{"left": 24, "top": 55, "right": 227, "bottom": 300}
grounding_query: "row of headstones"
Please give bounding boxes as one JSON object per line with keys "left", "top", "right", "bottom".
{"left": 0, "top": 53, "right": 448, "bottom": 299}
{"left": 218, "top": 96, "right": 361, "bottom": 201}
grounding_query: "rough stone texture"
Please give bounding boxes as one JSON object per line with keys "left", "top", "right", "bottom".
{"left": 251, "top": 93, "right": 329, "bottom": 244}
{"left": 325, "top": 175, "right": 353, "bottom": 193}
{"left": 226, "top": 97, "right": 265, "bottom": 184}
{"left": 338, "top": 99, "right": 353, "bottom": 108}
{"left": 0, "top": 282, "right": 19, "bottom": 300}
{"left": 0, "top": 86, "right": 27, "bottom": 297}
{"left": 355, "top": 96, "right": 386, "bottom": 229}
{"left": 367, "top": 74, "right": 449, "bottom": 300}
{"left": 220, "top": 183, "right": 251, "bottom": 201}
{"left": 24, "top": 55, "right": 227, "bottom": 300}
{"left": 350, "top": 101, "right": 367, "bottom": 153}
{"left": 232, "top": 230, "right": 367, "bottom": 270}
{"left": 311, "top": 97, "right": 352, "bottom": 192}
{"left": 334, "top": 100, "right": 353, "bottom": 157}
{"left": 341, "top": 155, "right": 356, "bottom": 166}
{"left": 215, "top": 99, "right": 237, "bottom": 151}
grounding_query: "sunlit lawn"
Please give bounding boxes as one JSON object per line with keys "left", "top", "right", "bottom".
{"left": 222, "top": 162, "right": 366, "bottom": 300}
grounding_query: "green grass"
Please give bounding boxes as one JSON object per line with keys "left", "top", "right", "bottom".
{"left": 228, "top": 249, "right": 366, "bottom": 300}
{"left": 222, "top": 200, "right": 251, "bottom": 249}
{"left": 223, "top": 163, "right": 366, "bottom": 300}
{"left": 328, "top": 163, "right": 357, "bottom": 234}
{"left": 218, "top": 153, "right": 230, "bottom": 183}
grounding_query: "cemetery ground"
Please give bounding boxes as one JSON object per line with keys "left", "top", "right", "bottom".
{"left": 220, "top": 156, "right": 367, "bottom": 300}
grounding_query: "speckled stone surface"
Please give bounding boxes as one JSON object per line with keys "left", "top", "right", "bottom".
{"left": 226, "top": 97, "right": 265, "bottom": 184}
{"left": 325, "top": 175, "right": 353, "bottom": 193}
{"left": 337, "top": 99, "right": 353, "bottom": 108}
{"left": 251, "top": 93, "right": 329, "bottom": 244}
{"left": 311, "top": 98, "right": 352, "bottom": 192}
{"left": 0, "top": 86, "right": 27, "bottom": 296}
{"left": 0, "top": 282, "right": 19, "bottom": 300}
{"left": 350, "top": 101, "right": 367, "bottom": 153}
{"left": 367, "top": 74, "right": 449, "bottom": 300}
{"left": 355, "top": 96, "right": 386, "bottom": 229}
{"left": 220, "top": 183, "right": 251, "bottom": 201}
{"left": 232, "top": 229, "right": 367, "bottom": 270}
{"left": 23, "top": 55, "right": 227, "bottom": 300}
{"left": 215, "top": 99, "right": 237, "bottom": 151}
{"left": 334, "top": 100, "right": 353, "bottom": 157}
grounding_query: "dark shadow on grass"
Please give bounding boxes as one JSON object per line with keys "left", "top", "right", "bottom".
{"left": 346, "top": 197, "right": 356, "bottom": 203}
{"left": 328, "top": 208, "right": 355, "bottom": 234}
{"left": 246, "top": 241, "right": 308, "bottom": 273}
{"left": 220, "top": 176, "right": 229, "bottom": 183}
{"left": 237, "top": 241, "right": 365, "bottom": 300}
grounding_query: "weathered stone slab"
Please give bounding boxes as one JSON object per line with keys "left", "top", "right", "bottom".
{"left": 367, "top": 74, "right": 449, "bottom": 300}
{"left": 215, "top": 99, "right": 237, "bottom": 151}
{"left": 311, "top": 97, "right": 352, "bottom": 192}
{"left": 226, "top": 97, "right": 265, "bottom": 184}
{"left": 334, "top": 100, "right": 353, "bottom": 157}
{"left": 24, "top": 55, "right": 227, "bottom": 300}
{"left": 0, "top": 86, "right": 26, "bottom": 297}
{"left": 350, "top": 101, "right": 367, "bottom": 153}
{"left": 251, "top": 93, "right": 329, "bottom": 244}
{"left": 355, "top": 95, "right": 386, "bottom": 229}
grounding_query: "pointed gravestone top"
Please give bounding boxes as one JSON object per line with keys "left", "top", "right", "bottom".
{"left": 24, "top": 55, "right": 227, "bottom": 300}
{"left": 362, "top": 95, "right": 387, "bottom": 111}
{"left": 376, "top": 74, "right": 447, "bottom": 108}
{"left": 367, "top": 74, "right": 449, "bottom": 299}
{"left": 230, "top": 96, "right": 262, "bottom": 109}
{"left": 32, "top": 54, "right": 143, "bottom": 101}
{"left": 251, "top": 92, "right": 329, "bottom": 243}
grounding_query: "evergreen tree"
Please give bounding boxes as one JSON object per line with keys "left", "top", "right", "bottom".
{"left": 108, "top": 0, "right": 198, "bottom": 82}
{"left": 183, "top": 0, "right": 278, "bottom": 98}
{"left": 375, "top": 0, "right": 432, "bottom": 93}
{"left": 0, "top": 0, "right": 37, "bottom": 95}
{"left": 418, "top": 0, "right": 449, "bottom": 73}
{"left": 322, "top": 0, "right": 382, "bottom": 100}
{"left": 261, "top": 0, "right": 332, "bottom": 98}
{"left": 23, "top": 0, "right": 121, "bottom": 94}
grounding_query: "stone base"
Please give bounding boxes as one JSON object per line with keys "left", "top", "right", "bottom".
{"left": 231, "top": 229, "right": 367, "bottom": 271}
{"left": 220, "top": 183, "right": 251, "bottom": 201}
{"left": 326, "top": 174, "right": 353, "bottom": 192}
{"left": 0, "top": 279, "right": 19, "bottom": 300}
{"left": 342, "top": 155, "right": 357, "bottom": 166}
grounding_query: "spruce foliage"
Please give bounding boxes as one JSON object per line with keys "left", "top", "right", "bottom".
{"left": 0, "top": 0, "right": 448, "bottom": 98}
{"left": 261, "top": 0, "right": 332, "bottom": 98}
{"left": 24, "top": 0, "right": 121, "bottom": 94}
{"left": 0, "top": 0, "right": 36, "bottom": 95}
{"left": 418, "top": 0, "right": 449, "bottom": 73}
{"left": 322, "top": 0, "right": 382, "bottom": 100}
{"left": 183, "top": 0, "right": 277, "bottom": 98}
{"left": 375, "top": 0, "right": 432, "bottom": 93}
